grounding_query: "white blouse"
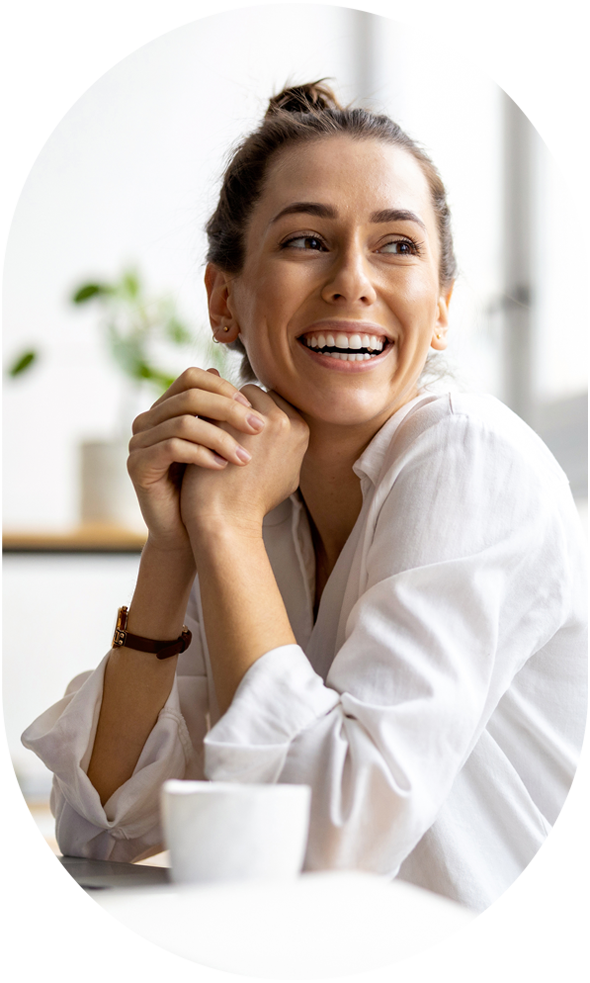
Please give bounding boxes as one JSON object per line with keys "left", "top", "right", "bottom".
{"left": 22, "top": 392, "right": 587, "bottom": 911}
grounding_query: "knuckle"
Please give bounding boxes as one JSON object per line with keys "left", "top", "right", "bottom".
{"left": 132, "top": 411, "right": 147, "bottom": 434}
{"left": 231, "top": 404, "right": 249, "bottom": 427}
{"left": 217, "top": 430, "right": 237, "bottom": 455}
{"left": 177, "top": 414, "right": 194, "bottom": 437}
{"left": 181, "top": 366, "right": 203, "bottom": 387}
{"left": 164, "top": 437, "right": 180, "bottom": 456}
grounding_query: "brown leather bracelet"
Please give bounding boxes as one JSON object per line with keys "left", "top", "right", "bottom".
{"left": 112, "top": 606, "right": 192, "bottom": 660}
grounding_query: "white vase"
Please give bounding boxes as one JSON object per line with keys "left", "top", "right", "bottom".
{"left": 80, "top": 438, "right": 147, "bottom": 532}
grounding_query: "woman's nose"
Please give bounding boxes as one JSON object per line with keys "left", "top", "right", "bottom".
{"left": 320, "top": 247, "right": 377, "bottom": 305}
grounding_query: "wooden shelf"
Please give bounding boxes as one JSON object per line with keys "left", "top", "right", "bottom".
{"left": 3, "top": 525, "right": 147, "bottom": 554}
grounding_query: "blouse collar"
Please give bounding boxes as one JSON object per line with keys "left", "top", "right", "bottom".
{"left": 352, "top": 392, "right": 442, "bottom": 487}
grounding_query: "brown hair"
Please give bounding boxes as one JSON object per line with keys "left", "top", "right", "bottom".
{"left": 206, "top": 81, "right": 457, "bottom": 381}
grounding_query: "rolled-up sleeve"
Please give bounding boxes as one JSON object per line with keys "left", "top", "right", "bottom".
{"left": 22, "top": 625, "right": 209, "bottom": 861}
{"left": 204, "top": 408, "right": 579, "bottom": 878}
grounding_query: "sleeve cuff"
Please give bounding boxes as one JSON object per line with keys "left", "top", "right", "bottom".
{"left": 22, "top": 653, "right": 196, "bottom": 835}
{"left": 204, "top": 644, "right": 339, "bottom": 782}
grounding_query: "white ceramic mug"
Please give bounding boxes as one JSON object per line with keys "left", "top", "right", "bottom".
{"left": 161, "top": 779, "right": 312, "bottom": 885}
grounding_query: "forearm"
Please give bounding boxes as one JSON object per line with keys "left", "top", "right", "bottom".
{"left": 189, "top": 522, "right": 296, "bottom": 715}
{"left": 87, "top": 538, "right": 196, "bottom": 804}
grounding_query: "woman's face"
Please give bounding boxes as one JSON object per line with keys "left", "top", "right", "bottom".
{"left": 211, "top": 135, "right": 452, "bottom": 431}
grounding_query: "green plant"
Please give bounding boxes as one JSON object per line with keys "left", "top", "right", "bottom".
{"left": 7, "top": 350, "right": 37, "bottom": 377}
{"left": 6, "top": 267, "right": 224, "bottom": 391}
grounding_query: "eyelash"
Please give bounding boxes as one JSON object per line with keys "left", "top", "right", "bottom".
{"left": 280, "top": 234, "right": 423, "bottom": 255}
{"left": 379, "top": 238, "right": 423, "bottom": 256}
{"left": 281, "top": 234, "right": 327, "bottom": 251}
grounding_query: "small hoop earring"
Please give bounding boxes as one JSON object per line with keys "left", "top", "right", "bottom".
{"left": 212, "top": 337, "right": 220, "bottom": 345}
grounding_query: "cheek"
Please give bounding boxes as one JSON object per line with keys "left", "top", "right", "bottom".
{"left": 233, "top": 268, "right": 280, "bottom": 329}
{"left": 393, "top": 273, "right": 441, "bottom": 320}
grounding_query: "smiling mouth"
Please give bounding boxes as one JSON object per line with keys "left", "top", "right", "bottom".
{"left": 297, "top": 331, "right": 391, "bottom": 361}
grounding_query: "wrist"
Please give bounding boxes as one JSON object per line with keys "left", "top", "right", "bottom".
{"left": 127, "top": 537, "right": 197, "bottom": 642}
{"left": 186, "top": 512, "right": 264, "bottom": 547}
{"left": 144, "top": 532, "right": 196, "bottom": 566}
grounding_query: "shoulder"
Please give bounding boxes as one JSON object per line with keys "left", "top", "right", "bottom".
{"left": 365, "top": 394, "right": 584, "bottom": 591}
{"left": 368, "top": 392, "right": 579, "bottom": 554}
{"left": 385, "top": 392, "right": 568, "bottom": 491}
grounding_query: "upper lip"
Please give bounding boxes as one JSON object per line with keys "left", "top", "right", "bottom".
{"left": 297, "top": 320, "right": 393, "bottom": 342}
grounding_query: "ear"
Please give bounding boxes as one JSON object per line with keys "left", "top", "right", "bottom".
{"left": 430, "top": 281, "right": 454, "bottom": 351}
{"left": 204, "top": 264, "right": 240, "bottom": 343}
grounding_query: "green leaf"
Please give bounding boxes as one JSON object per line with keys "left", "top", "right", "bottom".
{"left": 135, "top": 362, "right": 175, "bottom": 391}
{"left": 72, "top": 283, "right": 110, "bottom": 303}
{"left": 122, "top": 271, "right": 140, "bottom": 299}
{"left": 106, "top": 325, "right": 146, "bottom": 378}
{"left": 7, "top": 350, "right": 38, "bottom": 377}
{"left": 164, "top": 317, "right": 193, "bottom": 345}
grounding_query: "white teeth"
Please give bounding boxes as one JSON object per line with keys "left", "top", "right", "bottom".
{"left": 301, "top": 332, "right": 387, "bottom": 353}
{"left": 318, "top": 350, "right": 374, "bottom": 361}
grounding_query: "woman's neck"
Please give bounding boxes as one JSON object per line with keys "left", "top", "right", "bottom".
{"left": 298, "top": 420, "right": 373, "bottom": 607}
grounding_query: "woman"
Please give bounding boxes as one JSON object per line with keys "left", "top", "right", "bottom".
{"left": 23, "top": 82, "right": 587, "bottom": 912}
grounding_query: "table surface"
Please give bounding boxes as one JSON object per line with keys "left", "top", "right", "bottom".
{"left": 85, "top": 865, "right": 475, "bottom": 979}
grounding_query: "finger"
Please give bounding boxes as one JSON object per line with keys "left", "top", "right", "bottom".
{"left": 130, "top": 415, "right": 253, "bottom": 467}
{"left": 150, "top": 367, "right": 252, "bottom": 411}
{"left": 129, "top": 437, "right": 230, "bottom": 481}
{"left": 242, "top": 386, "right": 305, "bottom": 424}
{"left": 133, "top": 390, "right": 265, "bottom": 436}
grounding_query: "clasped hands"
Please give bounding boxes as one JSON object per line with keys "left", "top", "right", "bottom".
{"left": 127, "top": 367, "right": 309, "bottom": 552}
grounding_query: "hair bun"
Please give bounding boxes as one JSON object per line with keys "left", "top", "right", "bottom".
{"left": 265, "top": 80, "right": 342, "bottom": 118}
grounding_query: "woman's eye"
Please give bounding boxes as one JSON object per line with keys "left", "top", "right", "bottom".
{"left": 379, "top": 239, "right": 418, "bottom": 255}
{"left": 283, "top": 235, "right": 326, "bottom": 251}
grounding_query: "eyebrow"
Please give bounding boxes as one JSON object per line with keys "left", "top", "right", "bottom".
{"left": 370, "top": 208, "right": 427, "bottom": 231}
{"left": 270, "top": 202, "right": 427, "bottom": 231}
{"left": 270, "top": 202, "right": 337, "bottom": 223}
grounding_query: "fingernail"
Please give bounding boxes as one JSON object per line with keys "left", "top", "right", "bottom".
{"left": 247, "top": 414, "right": 265, "bottom": 431}
{"left": 235, "top": 446, "right": 252, "bottom": 463}
{"left": 234, "top": 392, "right": 252, "bottom": 408}
{"left": 211, "top": 452, "right": 228, "bottom": 466}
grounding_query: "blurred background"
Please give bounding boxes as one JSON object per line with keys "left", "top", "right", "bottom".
{"left": 3, "top": 5, "right": 587, "bottom": 808}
